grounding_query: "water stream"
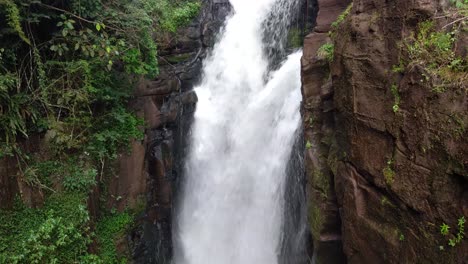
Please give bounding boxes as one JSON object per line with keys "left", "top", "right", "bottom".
{"left": 174, "top": 0, "right": 303, "bottom": 263}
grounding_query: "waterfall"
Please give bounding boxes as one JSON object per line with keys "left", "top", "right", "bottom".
{"left": 174, "top": 0, "right": 303, "bottom": 263}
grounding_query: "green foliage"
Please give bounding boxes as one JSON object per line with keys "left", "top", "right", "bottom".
{"left": 95, "top": 211, "right": 133, "bottom": 263}
{"left": 450, "top": 0, "right": 468, "bottom": 9}
{"left": 441, "top": 223, "right": 451, "bottom": 236}
{"left": 309, "top": 203, "right": 324, "bottom": 240}
{"left": 390, "top": 84, "right": 400, "bottom": 113}
{"left": 380, "top": 196, "right": 396, "bottom": 208}
{"left": 401, "top": 20, "right": 467, "bottom": 91}
{"left": 331, "top": 3, "right": 353, "bottom": 29}
{"left": 440, "top": 217, "right": 466, "bottom": 248}
{"left": 308, "top": 116, "right": 315, "bottom": 128}
{"left": 317, "top": 43, "right": 334, "bottom": 62}
{"left": 0, "top": 73, "right": 33, "bottom": 146}
{"left": 449, "top": 216, "right": 466, "bottom": 247}
{"left": 62, "top": 165, "right": 97, "bottom": 193}
{"left": 383, "top": 159, "right": 395, "bottom": 185}
{"left": 0, "top": 0, "right": 166, "bottom": 176}
{"left": 306, "top": 140, "right": 312, "bottom": 149}
{"left": 0, "top": 0, "right": 200, "bottom": 261}
{"left": 159, "top": 1, "right": 201, "bottom": 33}
{"left": 0, "top": 193, "right": 98, "bottom": 263}
{"left": 448, "top": 113, "right": 466, "bottom": 139}
{"left": 0, "top": 0, "right": 201, "bottom": 159}
{"left": 392, "top": 60, "right": 405, "bottom": 74}
{"left": 399, "top": 233, "right": 405, "bottom": 241}
{"left": 329, "top": 3, "right": 353, "bottom": 38}
{"left": 312, "top": 170, "right": 330, "bottom": 199}
{"left": 87, "top": 107, "right": 145, "bottom": 159}
{"left": 0, "top": 0, "right": 30, "bottom": 44}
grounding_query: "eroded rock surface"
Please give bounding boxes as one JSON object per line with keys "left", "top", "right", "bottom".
{"left": 121, "top": 1, "right": 231, "bottom": 262}
{"left": 303, "top": 0, "right": 468, "bottom": 263}
{"left": 301, "top": 1, "right": 350, "bottom": 263}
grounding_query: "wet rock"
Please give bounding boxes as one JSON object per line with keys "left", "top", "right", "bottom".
{"left": 0, "top": 158, "right": 18, "bottom": 209}
{"left": 301, "top": 0, "right": 351, "bottom": 263}
{"left": 303, "top": 0, "right": 468, "bottom": 263}
{"left": 121, "top": 1, "right": 230, "bottom": 263}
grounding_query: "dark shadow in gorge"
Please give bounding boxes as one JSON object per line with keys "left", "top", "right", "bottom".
{"left": 279, "top": 127, "right": 310, "bottom": 264}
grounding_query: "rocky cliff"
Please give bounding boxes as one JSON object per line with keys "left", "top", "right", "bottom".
{"left": 302, "top": 0, "right": 468, "bottom": 263}
{"left": 119, "top": 1, "right": 231, "bottom": 262}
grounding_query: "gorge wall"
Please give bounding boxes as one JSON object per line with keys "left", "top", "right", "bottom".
{"left": 0, "top": 0, "right": 230, "bottom": 261}
{"left": 118, "top": 1, "right": 231, "bottom": 262}
{"left": 1, "top": 0, "right": 466, "bottom": 263}
{"left": 302, "top": 0, "right": 468, "bottom": 263}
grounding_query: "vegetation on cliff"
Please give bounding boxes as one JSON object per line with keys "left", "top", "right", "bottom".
{"left": 396, "top": 18, "right": 467, "bottom": 93}
{"left": 0, "top": 0, "right": 200, "bottom": 262}
{"left": 304, "top": 0, "right": 467, "bottom": 262}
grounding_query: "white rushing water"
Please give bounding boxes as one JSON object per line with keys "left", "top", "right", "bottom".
{"left": 175, "top": 0, "right": 302, "bottom": 263}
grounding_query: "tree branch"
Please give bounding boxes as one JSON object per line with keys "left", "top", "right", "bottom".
{"left": 38, "top": 3, "right": 122, "bottom": 32}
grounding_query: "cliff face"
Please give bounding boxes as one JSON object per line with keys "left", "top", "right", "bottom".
{"left": 302, "top": 0, "right": 468, "bottom": 263}
{"left": 120, "top": 1, "right": 231, "bottom": 262}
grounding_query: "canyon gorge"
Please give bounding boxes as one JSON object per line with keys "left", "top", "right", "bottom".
{"left": 0, "top": 0, "right": 467, "bottom": 263}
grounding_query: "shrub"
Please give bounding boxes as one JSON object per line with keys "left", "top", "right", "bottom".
{"left": 317, "top": 43, "right": 334, "bottom": 62}
{"left": 0, "top": 0, "right": 200, "bottom": 261}
{"left": 95, "top": 211, "right": 133, "bottom": 263}
{"left": 0, "top": 194, "right": 97, "bottom": 263}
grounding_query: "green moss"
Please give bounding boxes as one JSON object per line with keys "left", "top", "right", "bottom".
{"left": 165, "top": 53, "right": 194, "bottom": 64}
{"left": 448, "top": 113, "right": 466, "bottom": 139}
{"left": 391, "top": 227, "right": 405, "bottom": 242}
{"left": 329, "top": 3, "right": 353, "bottom": 38}
{"left": 309, "top": 202, "right": 325, "bottom": 240}
{"left": 391, "top": 84, "right": 401, "bottom": 113}
{"left": 383, "top": 159, "right": 396, "bottom": 185}
{"left": 308, "top": 115, "right": 316, "bottom": 128}
{"left": 331, "top": 3, "right": 353, "bottom": 30}
{"left": 288, "top": 28, "right": 303, "bottom": 48}
{"left": 381, "top": 195, "right": 396, "bottom": 208}
{"left": 327, "top": 148, "right": 339, "bottom": 176}
{"left": 383, "top": 167, "right": 395, "bottom": 185}
{"left": 392, "top": 60, "right": 405, "bottom": 73}
{"left": 312, "top": 170, "right": 330, "bottom": 199}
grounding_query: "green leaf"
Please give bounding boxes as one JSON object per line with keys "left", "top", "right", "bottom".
{"left": 440, "top": 223, "right": 450, "bottom": 236}
{"left": 65, "top": 22, "right": 73, "bottom": 30}
{"left": 95, "top": 23, "right": 101, "bottom": 31}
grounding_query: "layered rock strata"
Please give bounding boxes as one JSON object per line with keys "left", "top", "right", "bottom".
{"left": 302, "top": 0, "right": 468, "bottom": 263}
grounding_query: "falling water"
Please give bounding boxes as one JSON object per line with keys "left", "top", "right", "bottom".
{"left": 174, "top": 0, "right": 303, "bottom": 263}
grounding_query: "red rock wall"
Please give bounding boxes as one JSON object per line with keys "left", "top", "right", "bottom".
{"left": 301, "top": 0, "right": 351, "bottom": 263}
{"left": 302, "top": 0, "right": 468, "bottom": 263}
